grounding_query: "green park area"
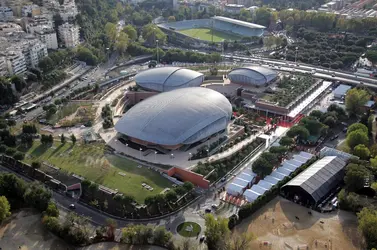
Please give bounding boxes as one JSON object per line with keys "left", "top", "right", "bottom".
{"left": 179, "top": 28, "right": 241, "bottom": 42}
{"left": 176, "top": 222, "right": 201, "bottom": 237}
{"left": 21, "top": 142, "right": 172, "bottom": 203}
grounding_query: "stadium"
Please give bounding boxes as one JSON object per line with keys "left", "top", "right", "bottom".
{"left": 228, "top": 66, "right": 278, "bottom": 87}
{"left": 135, "top": 67, "right": 204, "bottom": 92}
{"left": 158, "top": 16, "right": 265, "bottom": 44}
{"left": 115, "top": 87, "right": 232, "bottom": 151}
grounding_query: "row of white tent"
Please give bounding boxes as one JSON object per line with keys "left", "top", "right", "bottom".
{"left": 226, "top": 168, "right": 257, "bottom": 196}
{"left": 243, "top": 151, "right": 314, "bottom": 202}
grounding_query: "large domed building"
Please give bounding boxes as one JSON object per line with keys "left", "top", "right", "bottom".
{"left": 228, "top": 66, "right": 277, "bottom": 87}
{"left": 135, "top": 67, "right": 204, "bottom": 92}
{"left": 115, "top": 87, "right": 232, "bottom": 150}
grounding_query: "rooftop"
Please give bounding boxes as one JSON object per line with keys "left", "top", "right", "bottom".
{"left": 211, "top": 16, "right": 266, "bottom": 29}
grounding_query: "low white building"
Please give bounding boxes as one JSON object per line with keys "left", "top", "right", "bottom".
{"left": 58, "top": 22, "right": 79, "bottom": 48}
{"left": 35, "top": 27, "right": 58, "bottom": 49}
{"left": 224, "top": 4, "right": 244, "bottom": 14}
{"left": 0, "top": 7, "right": 13, "bottom": 21}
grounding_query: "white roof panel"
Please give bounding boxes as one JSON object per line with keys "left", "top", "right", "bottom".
{"left": 250, "top": 185, "right": 267, "bottom": 195}
{"left": 244, "top": 189, "right": 260, "bottom": 202}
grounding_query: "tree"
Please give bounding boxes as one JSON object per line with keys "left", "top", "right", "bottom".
{"left": 309, "top": 110, "right": 323, "bottom": 119}
{"left": 165, "top": 190, "right": 177, "bottom": 203}
{"left": 353, "top": 144, "right": 370, "bottom": 160}
{"left": 31, "top": 161, "right": 41, "bottom": 169}
{"left": 0, "top": 196, "right": 10, "bottom": 222}
{"left": 5, "top": 148, "right": 16, "bottom": 156}
{"left": 286, "top": 125, "right": 310, "bottom": 140}
{"left": 71, "top": 134, "right": 76, "bottom": 144}
{"left": 347, "top": 123, "right": 368, "bottom": 135}
{"left": 38, "top": 56, "right": 54, "bottom": 72}
{"left": 300, "top": 117, "right": 322, "bottom": 135}
{"left": 357, "top": 207, "right": 377, "bottom": 249}
{"left": 365, "top": 50, "right": 377, "bottom": 63}
{"left": 23, "top": 182, "right": 52, "bottom": 212}
{"left": 183, "top": 181, "right": 194, "bottom": 192}
{"left": 204, "top": 214, "right": 230, "bottom": 250}
{"left": 42, "top": 215, "right": 61, "bottom": 234}
{"left": 347, "top": 130, "right": 368, "bottom": 149}
{"left": 279, "top": 136, "right": 294, "bottom": 147}
{"left": 323, "top": 116, "right": 336, "bottom": 128}
{"left": 122, "top": 25, "right": 137, "bottom": 41}
{"left": 260, "top": 152, "right": 279, "bottom": 165}
{"left": 345, "top": 88, "right": 370, "bottom": 116}
{"left": 168, "top": 16, "right": 176, "bottom": 22}
{"left": 252, "top": 157, "right": 273, "bottom": 178}
{"left": 105, "top": 22, "right": 117, "bottom": 45}
{"left": 269, "top": 146, "right": 288, "bottom": 157}
{"left": 142, "top": 24, "right": 167, "bottom": 46}
{"left": 153, "top": 226, "right": 172, "bottom": 246}
{"left": 0, "top": 145, "right": 6, "bottom": 153}
{"left": 344, "top": 163, "right": 370, "bottom": 192}
{"left": 14, "top": 152, "right": 25, "bottom": 161}
{"left": 116, "top": 32, "right": 129, "bottom": 54}
{"left": 229, "top": 232, "right": 254, "bottom": 250}
{"left": 46, "top": 202, "right": 59, "bottom": 217}
{"left": 11, "top": 75, "right": 26, "bottom": 92}
{"left": 60, "top": 133, "right": 66, "bottom": 144}
{"left": 254, "top": 7, "right": 271, "bottom": 27}
{"left": 76, "top": 46, "right": 98, "bottom": 66}
{"left": 105, "top": 218, "right": 117, "bottom": 240}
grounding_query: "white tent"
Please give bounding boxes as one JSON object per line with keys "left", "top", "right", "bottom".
{"left": 258, "top": 180, "right": 274, "bottom": 190}
{"left": 238, "top": 172, "right": 255, "bottom": 183}
{"left": 250, "top": 185, "right": 267, "bottom": 195}
{"left": 264, "top": 176, "right": 280, "bottom": 185}
{"left": 293, "top": 155, "right": 309, "bottom": 163}
{"left": 244, "top": 189, "right": 260, "bottom": 202}
{"left": 271, "top": 170, "right": 287, "bottom": 180}
{"left": 276, "top": 167, "right": 292, "bottom": 175}
{"left": 232, "top": 178, "right": 249, "bottom": 189}
{"left": 226, "top": 183, "right": 245, "bottom": 196}
{"left": 299, "top": 151, "right": 314, "bottom": 159}
{"left": 282, "top": 161, "right": 299, "bottom": 171}
{"left": 288, "top": 159, "right": 303, "bottom": 167}
{"left": 242, "top": 169, "right": 257, "bottom": 177}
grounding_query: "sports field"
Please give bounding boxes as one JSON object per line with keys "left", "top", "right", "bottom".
{"left": 179, "top": 28, "right": 241, "bottom": 42}
{"left": 21, "top": 142, "right": 172, "bottom": 203}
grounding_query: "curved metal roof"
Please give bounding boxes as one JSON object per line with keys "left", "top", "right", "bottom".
{"left": 282, "top": 156, "right": 347, "bottom": 203}
{"left": 228, "top": 66, "right": 278, "bottom": 85}
{"left": 115, "top": 87, "right": 232, "bottom": 146}
{"left": 212, "top": 16, "right": 266, "bottom": 29}
{"left": 135, "top": 67, "right": 204, "bottom": 92}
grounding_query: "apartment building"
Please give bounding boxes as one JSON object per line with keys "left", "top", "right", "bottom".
{"left": 23, "top": 15, "right": 54, "bottom": 33}
{"left": 0, "top": 56, "right": 7, "bottom": 76}
{"left": 0, "top": 7, "right": 13, "bottom": 21}
{"left": 35, "top": 27, "right": 58, "bottom": 49}
{"left": 58, "top": 22, "right": 79, "bottom": 48}
{"left": 4, "top": 51, "right": 27, "bottom": 75}
{"left": 22, "top": 41, "right": 48, "bottom": 68}
{"left": 59, "top": 0, "right": 78, "bottom": 21}
{"left": 224, "top": 4, "right": 244, "bottom": 14}
{"left": 21, "top": 4, "right": 41, "bottom": 17}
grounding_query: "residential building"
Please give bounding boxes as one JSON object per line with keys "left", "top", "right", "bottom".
{"left": 21, "top": 4, "right": 41, "bottom": 17}
{"left": 35, "top": 27, "right": 58, "bottom": 49}
{"left": 224, "top": 4, "right": 244, "bottom": 14}
{"left": 23, "top": 16, "right": 54, "bottom": 33}
{"left": 0, "top": 56, "right": 7, "bottom": 76}
{"left": 59, "top": 0, "right": 78, "bottom": 21}
{"left": 22, "top": 41, "right": 48, "bottom": 68}
{"left": 58, "top": 22, "right": 79, "bottom": 48}
{"left": 0, "top": 7, "right": 13, "bottom": 21}
{"left": 4, "top": 51, "right": 27, "bottom": 75}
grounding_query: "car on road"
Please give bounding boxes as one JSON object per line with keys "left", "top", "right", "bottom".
{"left": 205, "top": 208, "right": 212, "bottom": 213}
{"left": 330, "top": 134, "right": 339, "bottom": 141}
{"left": 343, "top": 127, "right": 348, "bottom": 133}
{"left": 69, "top": 204, "right": 76, "bottom": 210}
{"left": 199, "top": 235, "right": 206, "bottom": 243}
{"left": 211, "top": 204, "right": 218, "bottom": 209}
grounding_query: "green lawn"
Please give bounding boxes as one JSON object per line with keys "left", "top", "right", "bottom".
{"left": 179, "top": 28, "right": 241, "bottom": 42}
{"left": 21, "top": 142, "right": 172, "bottom": 203}
{"left": 176, "top": 222, "right": 201, "bottom": 237}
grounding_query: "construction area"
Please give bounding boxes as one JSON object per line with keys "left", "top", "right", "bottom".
{"left": 235, "top": 197, "right": 363, "bottom": 250}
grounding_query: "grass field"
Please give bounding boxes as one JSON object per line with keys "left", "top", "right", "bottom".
{"left": 176, "top": 222, "right": 201, "bottom": 237}
{"left": 179, "top": 28, "right": 241, "bottom": 42}
{"left": 21, "top": 142, "right": 172, "bottom": 203}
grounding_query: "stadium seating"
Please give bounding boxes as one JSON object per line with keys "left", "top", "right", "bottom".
{"left": 158, "top": 17, "right": 264, "bottom": 39}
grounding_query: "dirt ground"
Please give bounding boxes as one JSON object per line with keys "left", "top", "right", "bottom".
{"left": 0, "top": 209, "right": 72, "bottom": 250}
{"left": 234, "top": 197, "right": 364, "bottom": 250}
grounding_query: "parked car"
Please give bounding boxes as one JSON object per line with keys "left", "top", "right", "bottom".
{"left": 330, "top": 134, "right": 339, "bottom": 141}
{"left": 199, "top": 235, "right": 206, "bottom": 243}
{"left": 205, "top": 208, "right": 212, "bottom": 213}
{"left": 211, "top": 204, "right": 218, "bottom": 209}
{"left": 69, "top": 204, "right": 76, "bottom": 210}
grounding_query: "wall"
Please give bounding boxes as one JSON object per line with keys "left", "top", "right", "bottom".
{"left": 167, "top": 167, "right": 210, "bottom": 189}
{"left": 125, "top": 91, "right": 157, "bottom": 105}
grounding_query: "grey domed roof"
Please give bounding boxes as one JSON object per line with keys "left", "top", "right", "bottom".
{"left": 115, "top": 87, "right": 232, "bottom": 146}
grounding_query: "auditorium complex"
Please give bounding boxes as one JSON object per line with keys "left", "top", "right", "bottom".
{"left": 113, "top": 64, "right": 331, "bottom": 156}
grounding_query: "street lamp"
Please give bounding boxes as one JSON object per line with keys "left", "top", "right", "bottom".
{"left": 189, "top": 152, "right": 192, "bottom": 160}
{"left": 125, "top": 143, "right": 128, "bottom": 155}
{"left": 156, "top": 39, "right": 159, "bottom": 64}
{"left": 295, "top": 47, "right": 298, "bottom": 64}
{"left": 139, "top": 148, "right": 142, "bottom": 158}
{"left": 171, "top": 153, "right": 174, "bottom": 159}
{"left": 154, "top": 151, "right": 157, "bottom": 162}
{"left": 106, "top": 47, "right": 110, "bottom": 64}
{"left": 206, "top": 149, "right": 209, "bottom": 157}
